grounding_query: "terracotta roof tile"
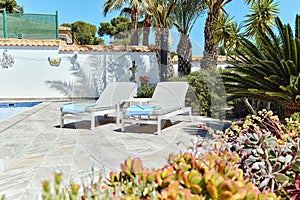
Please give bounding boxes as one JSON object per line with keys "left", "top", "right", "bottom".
{"left": 172, "top": 55, "right": 227, "bottom": 63}
{"left": 59, "top": 44, "right": 155, "bottom": 52}
{"left": 0, "top": 38, "right": 160, "bottom": 53}
{"left": 0, "top": 38, "right": 61, "bottom": 47}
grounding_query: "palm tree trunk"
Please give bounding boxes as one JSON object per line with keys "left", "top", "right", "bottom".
{"left": 155, "top": 28, "right": 174, "bottom": 81}
{"left": 155, "top": 27, "right": 162, "bottom": 79}
{"left": 130, "top": 7, "right": 139, "bottom": 45}
{"left": 177, "top": 34, "right": 192, "bottom": 77}
{"left": 143, "top": 14, "right": 151, "bottom": 46}
{"left": 201, "top": 13, "right": 218, "bottom": 69}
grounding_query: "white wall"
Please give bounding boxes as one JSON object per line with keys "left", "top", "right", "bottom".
{"left": 0, "top": 47, "right": 159, "bottom": 99}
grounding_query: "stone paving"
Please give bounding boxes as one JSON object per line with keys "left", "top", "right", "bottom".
{"left": 0, "top": 101, "right": 226, "bottom": 199}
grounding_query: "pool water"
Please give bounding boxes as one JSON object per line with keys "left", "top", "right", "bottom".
{"left": 0, "top": 102, "right": 41, "bottom": 122}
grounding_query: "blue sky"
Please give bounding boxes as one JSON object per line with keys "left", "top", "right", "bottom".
{"left": 17, "top": 0, "right": 300, "bottom": 55}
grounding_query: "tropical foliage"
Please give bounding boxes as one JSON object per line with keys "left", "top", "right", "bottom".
{"left": 244, "top": 0, "right": 279, "bottom": 36}
{"left": 223, "top": 15, "right": 300, "bottom": 113}
{"left": 213, "top": 13, "right": 244, "bottom": 60}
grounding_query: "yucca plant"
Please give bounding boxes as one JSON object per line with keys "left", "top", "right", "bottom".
{"left": 223, "top": 15, "right": 300, "bottom": 115}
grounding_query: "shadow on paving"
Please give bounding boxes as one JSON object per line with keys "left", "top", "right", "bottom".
{"left": 54, "top": 116, "right": 116, "bottom": 129}
{"left": 114, "top": 120, "right": 181, "bottom": 134}
{"left": 182, "top": 120, "right": 232, "bottom": 139}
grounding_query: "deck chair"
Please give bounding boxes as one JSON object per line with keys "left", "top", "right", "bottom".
{"left": 121, "top": 81, "right": 192, "bottom": 134}
{"left": 60, "top": 82, "right": 137, "bottom": 130}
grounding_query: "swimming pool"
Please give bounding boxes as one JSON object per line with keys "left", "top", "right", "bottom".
{"left": 0, "top": 102, "right": 41, "bottom": 122}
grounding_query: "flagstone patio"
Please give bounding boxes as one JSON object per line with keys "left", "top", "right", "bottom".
{"left": 0, "top": 101, "right": 226, "bottom": 199}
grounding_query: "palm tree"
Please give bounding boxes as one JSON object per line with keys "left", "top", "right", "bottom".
{"left": 223, "top": 15, "right": 300, "bottom": 116}
{"left": 212, "top": 13, "right": 232, "bottom": 60}
{"left": 244, "top": 0, "right": 260, "bottom": 5}
{"left": 201, "top": 0, "right": 231, "bottom": 69}
{"left": 146, "top": 0, "right": 176, "bottom": 81}
{"left": 244, "top": 0, "right": 279, "bottom": 37}
{"left": 143, "top": 14, "right": 152, "bottom": 46}
{"left": 173, "top": 0, "right": 206, "bottom": 77}
{"left": 213, "top": 14, "right": 244, "bottom": 60}
{"left": 102, "top": 0, "right": 147, "bottom": 45}
{"left": 120, "top": 7, "right": 152, "bottom": 46}
{"left": 227, "top": 22, "right": 244, "bottom": 51}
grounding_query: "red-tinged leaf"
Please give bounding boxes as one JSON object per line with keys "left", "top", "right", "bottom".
{"left": 190, "top": 185, "right": 202, "bottom": 194}
{"left": 219, "top": 191, "right": 233, "bottom": 200}
{"left": 125, "top": 157, "right": 132, "bottom": 168}
{"left": 156, "top": 172, "right": 163, "bottom": 186}
{"left": 147, "top": 172, "right": 156, "bottom": 183}
{"left": 132, "top": 158, "right": 143, "bottom": 175}
{"left": 120, "top": 163, "right": 131, "bottom": 176}
{"left": 217, "top": 180, "right": 233, "bottom": 193}
{"left": 206, "top": 185, "right": 218, "bottom": 200}
{"left": 182, "top": 172, "right": 191, "bottom": 188}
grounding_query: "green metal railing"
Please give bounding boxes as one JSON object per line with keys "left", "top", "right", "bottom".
{"left": 0, "top": 9, "right": 58, "bottom": 39}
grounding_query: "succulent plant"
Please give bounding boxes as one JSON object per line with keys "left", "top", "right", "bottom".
{"left": 39, "top": 149, "right": 278, "bottom": 200}
{"left": 42, "top": 173, "right": 70, "bottom": 200}
{"left": 218, "top": 109, "right": 300, "bottom": 198}
{"left": 285, "top": 112, "right": 300, "bottom": 141}
{"left": 286, "top": 173, "right": 300, "bottom": 200}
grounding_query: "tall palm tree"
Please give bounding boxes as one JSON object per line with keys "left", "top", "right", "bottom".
{"left": 102, "top": 0, "right": 147, "bottom": 45}
{"left": 146, "top": 0, "right": 176, "bottom": 81}
{"left": 244, "top": 0, "right": 279, "bottom": 37}
{"left": 120, "top": 7, "right": 152, "bottom": 46}
{"left": 173, "top": 0, "right": 206, "bottom": 77}
{"left": 143, "top": 14, "right": 152, "bottom": 46}
{"left": 201, "top": 0, "right": 231, "bottom": 69}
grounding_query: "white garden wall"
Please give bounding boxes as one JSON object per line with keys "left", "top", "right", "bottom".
{"left": 0, "top": 46, "right": 159, "bottom": 99}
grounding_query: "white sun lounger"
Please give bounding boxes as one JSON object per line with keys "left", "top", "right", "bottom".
{"left": 60, "top": 82, "right": 137, "bottom": 130}
{"left": 121, "top": 81, "right": 192, "bottom": 134}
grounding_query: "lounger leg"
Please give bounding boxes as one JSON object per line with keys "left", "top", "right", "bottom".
{"left": 121, "top": 117, "right": 125, "bottom": 132}
{"left": 91, "top": 113, "right": 95, "bottom": 130}
{"left": 116, "top": 104, "right": 120, "bottom": 127}
{"left": 116, "top": 115, "right": 120, "bottom": 127}
{"left": 188, "top": 108, "right": 192, "bottom": 121}
{"left": 60, "top": 115, "right": 64, "bottom": 128}
{"left": 157, "top": 117, "right": 162, "bottom": 135}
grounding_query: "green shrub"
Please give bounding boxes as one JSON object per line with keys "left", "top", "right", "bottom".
{"left": 187, "top": 69, "right": 227, "bottom": 119}
{"left": 135, "top": 84, "right": 156, "bottom": 98}
{"left": 169, "top": 67, "right": 227, "bottom": 119}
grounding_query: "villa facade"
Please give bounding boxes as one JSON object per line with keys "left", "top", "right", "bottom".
{"left": 0, "top": 39, "right": 159, "bottom": 99}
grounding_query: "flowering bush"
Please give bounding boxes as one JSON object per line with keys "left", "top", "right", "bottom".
{"left": 285, "top": 112, "right": 300, "bottom": 141}
{"left": 217, "top": 109, "right": 300, "bottom": 198}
